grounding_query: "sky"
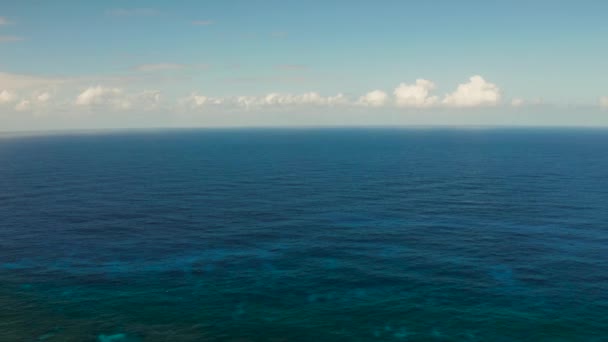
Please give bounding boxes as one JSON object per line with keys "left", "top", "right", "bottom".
{"left": 1, "top": 0, "right": 607, "bottom": 131}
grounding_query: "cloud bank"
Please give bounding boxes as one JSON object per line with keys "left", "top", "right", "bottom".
{"left": 74, "top": 86, "right": 161, "bottom": 111}
{"left": 8, "top": 73, "right": 602, "bottom": 117}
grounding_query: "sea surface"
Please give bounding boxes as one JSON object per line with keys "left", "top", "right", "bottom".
{"left": 0, "top": 128, "right": 607, "bottom": 341}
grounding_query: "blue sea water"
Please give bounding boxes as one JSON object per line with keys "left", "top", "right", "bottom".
{"left": 0, "top": 128, "right": 607, "bottom": 341}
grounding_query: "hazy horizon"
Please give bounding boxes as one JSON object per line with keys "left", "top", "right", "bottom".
{"left": 1, "top": 1, "right": 608, "bottom": 131}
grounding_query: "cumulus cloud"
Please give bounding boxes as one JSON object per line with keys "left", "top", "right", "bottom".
{"left": 180, "top": 92, "right": 350, "bottom": 110}
{"left": 37, "top": 92, "right": 51, "bottom": 103}
{"left": 0, "top": 71, "right": 548, "bottom": 116}
{"left": 394, "top": 79, "right": 438, "bottom": 108}
{"left": 14, "top": 99, "right": 31, "bottom": 112}
{"left": 74, "top": 86, "right": 162, "bottom": 111}
{"left": 358, "top": 90, "right": 388, "bottom": 107}
{"left": 180, "top": 93, "right": 224, "bottom": 109}
{"left": 12, "top": 92, "right": 53, "bottom": 112}
{"left": 0, "top": 90, "right": 17, "bottom": 104}
{"left": 443, "top": 75, "right": 501, "bottom": 107}
{"left": 263, "top": 92, "right": 327, "bottom": 106}
{"left": 75, "top": 86, "right": 130, "bottom": 109}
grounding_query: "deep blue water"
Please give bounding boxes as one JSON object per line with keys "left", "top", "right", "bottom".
{"left": 1, "top": 128, "right": 607, "bottom": 341}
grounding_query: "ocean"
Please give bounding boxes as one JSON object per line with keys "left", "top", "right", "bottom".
{"left": 0, "top": 128, "right": 607, "bottom": 341}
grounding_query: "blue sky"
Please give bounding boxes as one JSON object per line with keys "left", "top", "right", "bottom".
{"left": 1, "top": 1, "right": 607, "bottom": 130}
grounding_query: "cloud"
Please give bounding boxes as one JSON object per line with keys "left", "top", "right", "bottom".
{"left": 358, "top": 90, "right": 388, "bottom": 107}
{"left": 180, "top": 92, "right": 350, "bottom": 110}
{"left": 263, "top": 92, "right": 325, "bottom": 106}
{"left": 0, "top": 17, "right": 11, "bottom": 25}
{"left": 106, "top": 8, "right": 160, "bottom": 17}
{"left": 511, "top": 98, "right": 525, "bottom": 107}
{"left": 75, "top": 86, "right": 127, "bottom": 108}
{"left": 192, "top": 20, "right": 214, "bottom": 26}
{"left": 0, "top": 90, "right": 17, "bottom": 104}
{"left": 0, "top": 36, "right": 23, "bottom": 42}
{"left": 132, "top": 90, "right": 162, "bottom": 110}
{"left": 393, "top": 79, "right": 438, "bottom": 108}
{"left": 13, "top": 92, "right": 53, "bottom": 112}
{"left": 37, "top": 92, "right": 51, "bottom": 103}
{"left": 601, "top": 97, "right": 608, "bottom": 109}
{"left": 262, "top": 92, "right": 350, "bottom": 106}
{"left": 75, "top": 86, "right": 163, "bottom": 111}
{"left": 180, "top": 93, "right": 224, "bottom": 108}
{"left": 442, "top": 75, "right": 501, "bottom": 107}
{"left": 14, "top": 100, "right": 31, "bottom": 112}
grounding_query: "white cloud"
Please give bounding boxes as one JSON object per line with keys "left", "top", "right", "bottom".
{"left": 75, "top": 86, "right": 128, "bottom": 109}
{"left": 0, "top": 90, "right": 17, "bottom": 104}
{"left": 0, "top": 36, "right": 23, "bottom": 43}
{"left": 511, "top": 98, "right": 525, "bottom": 107}
{"left": 600, "top": 97, "right": 608, "bottom": 109}
{"left": 14, "top": 100, "right": 31, "bottom": 112}
{"left": 74, "top": 86, "right": 162, "bottom": 111}
{"left": 358, "top": 90, "right": 388, "bottom": 107}
{"left": 327, "top": 93, "right": 349, "bottom": 106}
{"left": 258, "top": 92, "right": 350, "bottom": 107}
{"left": 12, "top": 92, "right": 53, "bottom": 112}
{"left": 192, "top": 20, "right": 214, "bottom": 26}
{"left": 180, "top": 93, "right": 224, "bottom": 109}
{"left": 264, "top": 92, "right": 324, "bottom": 106}
{"left": 393, "top": 79, "right": 438, "bottom": 108}
{"left": 443, "top": 75, "right": 501, "bottom": 107}
{"left": 37, "top": 92, "right": 51, "bottom": 103}
{"left": 180, "top": 91, "right": 351, "bottom": 110}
